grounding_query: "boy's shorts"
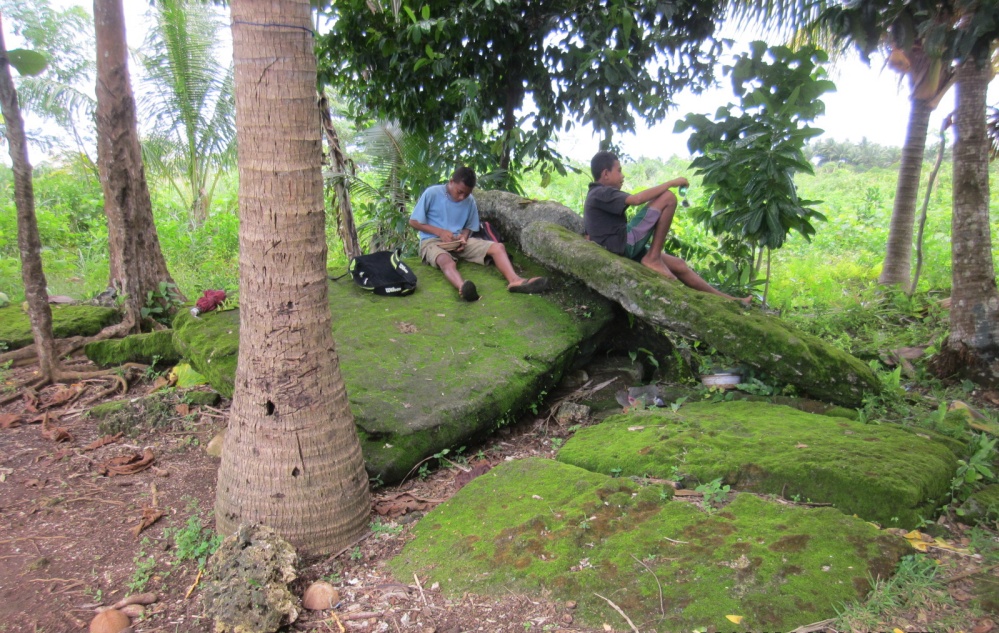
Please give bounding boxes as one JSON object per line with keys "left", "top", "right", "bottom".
{"left": 419, "top": 237, "right": 493, "bottom": 268}
{"left": 623, "top": 205, "right": 661, "bottom": 260}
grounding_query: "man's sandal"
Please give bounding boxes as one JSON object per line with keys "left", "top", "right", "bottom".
{"left": 508, "top": 277, "right": 549, "bottom": 294}
{"left": 459, "top": 280, "right": 480, "bottom": 302}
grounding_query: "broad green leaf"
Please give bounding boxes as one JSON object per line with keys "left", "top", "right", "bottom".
{"left": 8, "top": 49, "right": 48, "bottom": 76}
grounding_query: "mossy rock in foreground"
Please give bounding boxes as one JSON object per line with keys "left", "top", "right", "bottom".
{"left": 0, "top": 304, "right": 120, "bottom": 351}
{"left": 391, "top": 458, "right": 908, "bottom": 632}
{"left": 557, "top": 400, "right": 957, "bottom": 528}
{"left": 958, "top": 484, "right": 999, "bottom": 526}
{"left": 171, "top": 256, "right": 614, "bottom": 482}
{"left": 84, "top": 330, "right": 181, "bottom": 367}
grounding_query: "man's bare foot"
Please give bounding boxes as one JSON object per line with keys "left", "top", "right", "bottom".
{"left": 738, "top": 296, "right": 752, "bottom": 307}
{"left": 640, "top": 255, "right": 676, "bottom": 280}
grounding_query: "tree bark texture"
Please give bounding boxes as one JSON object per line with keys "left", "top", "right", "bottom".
{"left": 878, "top": 98, "right": 932, "bottom": 286}
{"left": 0, "top": 16, "right": 58, "bottom": 380}
{"left": 216, "top": 0, "right": 370, "bottom": 555}
{"left": 94, "top": 0, "right": 179, "bottom": 329}
{"left": 938, "top": 58, "right": 999, "bottom": 386}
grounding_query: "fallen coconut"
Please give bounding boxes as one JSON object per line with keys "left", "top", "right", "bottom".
{"left": 302, "top": 581, "right": 339, "bottom": 610}
{"left": 89, "top": 609, "right": 130, "bottom": 633}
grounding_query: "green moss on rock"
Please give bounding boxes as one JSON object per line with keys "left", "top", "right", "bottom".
{"left": 958, "top": 485, "right": 999, "bottom": 526}
{"left": 556, "top": 400, "right": 956, "bottom": 528}
{"left": 520, "top": 222, "right": 879, "bottom": 407}
{"left": 171, "top": 257, "right": 614, "bottom": 482}
{"left": 0, "top": 304, "right": 120, "bottom": 351}
{"left": 84, "top": 330, "right": 180, "bottom": 367}
{"left": 390, "top": 458, "right": 907, "bottom": 631}
{"left": 183, "top": 390, "right": 221, "bottom": 406}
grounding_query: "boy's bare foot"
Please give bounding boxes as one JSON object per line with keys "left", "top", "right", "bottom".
{"left": 640, "top": 256, "right": 677, "bottom": 280}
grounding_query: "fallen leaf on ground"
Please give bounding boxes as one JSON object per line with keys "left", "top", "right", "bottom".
{"left": 0, "top": 467, "right": 13, "bottom": 482}
{"left": 41, "top": 414, "right": 72, "bottom": 442}
{"left": 973, "top": 618, "right": 995, "bottom": 633}
{"left": 151, "top": 375, "right": 174, "bottom": 392}
{"left": 949, "top": 587, "right": 973, "bottom": 602}
{"left": 175, "top": 403, "right": 190, "bottom": 416}
{"left": 726, "top": 615, "right": 744, "bottom": 624}
{"left": 673, "top": 489, "right": 702, "bottom": 497}
{"left": 795, "top": 443, "right": 808, "bottom": 448}
{"left": 0, "top": 413, "right": 21, "bottom": 428}
{"left": 132, "top": 506, "right": 165, "bottom": 538}
{"left": 83, "top": 433, "right": 123, "bottom": 451}
{"left": 43, "top": 384, "right": 83, "bottom": 409}
{"left": 396, "top": 322, "right": 418, "bottom": 334}
{"left": 454, "top": 461, "right": 492, "bottom": 490}
{"left": 98, "top": 448, "right": 155, "bottom": 476}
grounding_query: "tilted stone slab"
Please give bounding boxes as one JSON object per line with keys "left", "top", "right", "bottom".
{"left": 0, "top": 304, "right": 120, "bottom": 350}
{"left": 172, "top": 258, "right": 614, "bottom": 482}
{"left": 521, "top": 221, "right": 879, "bottom": 406}
{"left": 557, "top": 400, "right": 957, "bottom": 528}
{"left": 391, "top": 458, "right": 908, "bottom": 632}
{"left": 474, "top": 190, "right": 584, "bottom": 251}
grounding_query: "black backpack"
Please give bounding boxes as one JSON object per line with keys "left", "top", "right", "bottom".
{"left": 337, "top": 249, "right": 417, "bottom": 297}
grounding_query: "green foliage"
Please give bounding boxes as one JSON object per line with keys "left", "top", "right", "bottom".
{"left": 135, "top": 0, "right": 235, "bottom": 225}
{"left": 141, "top": 281, "right": 185, "bottom": 325}
{"left": 951, "top": 434, "right": 999, "bottom": 504}
{"left": 694, "top": 477, "right": 730, "bottom": 509}
{"left": 317, "top": 0, "right": 727, "bottom": 184}
{"left": 128, "top": 539, "right": 157, "bottom": 595}
{"left": 676, "top": 42, "right": 833, "bottom": 253}
{"left": 164, "top": 502, "right": 223, "bottom": 570}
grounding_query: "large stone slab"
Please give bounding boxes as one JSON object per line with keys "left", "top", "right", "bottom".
{"left": 557, "top": 400, "right": 957, "bottom": 528}
{"left": 520, "top": 221, "right": 879, "bottom": 406}
{"left": 172, "top": 257, "right": 614, "bottom": 482}
{"left": 391, "top": 458, "right": 908, "bottom": 632}
{"left": 0, "top": 304, "right": 120, "bottom": 350}
{"left": 475, "top": 190, "right": 585, "bottom": 251}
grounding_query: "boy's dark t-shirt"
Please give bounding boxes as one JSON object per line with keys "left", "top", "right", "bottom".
{"left": 583, "top": 182, "right": 631, "bottom": 255}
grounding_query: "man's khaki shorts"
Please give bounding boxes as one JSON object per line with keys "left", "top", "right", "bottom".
{"left": 419, "top": 237, "right": 494, "bottom": 268}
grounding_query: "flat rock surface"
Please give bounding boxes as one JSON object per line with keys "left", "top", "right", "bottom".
{"left": 556, "top": 400, "right": 958, "bottom": 528}
{"left": 172, "top": 256, "right": 614, "bottom": 481}
{"left": 0, "top": 304, "right": 120, "bottom": 350}
{"left": 391, "top": 457, "right": 909, "bottom": 632}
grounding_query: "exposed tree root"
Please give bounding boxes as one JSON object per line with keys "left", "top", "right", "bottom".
{"left": 0, "top": 311, "right": 138, "bottom": 368}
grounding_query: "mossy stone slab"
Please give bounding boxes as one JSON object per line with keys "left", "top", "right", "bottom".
{"left": 958, "top": 484, "right": 999, "bottom": 526}
{"left": 520, "top": 221, "right": 879, "bottom": 407}
{"left": 0, "top": 304, "right": 120, "bottom": 351}
{"left": 84, "top": 330, "right": 181, "bottom": 367}
{"left": 557, "top": 400, "right": 957, "bottom": 528}
{"left": 390, "top": 458, "right": 907, "bottom": 632}
{"left": 171, "top": 258, "right": 613, "bottom": 482}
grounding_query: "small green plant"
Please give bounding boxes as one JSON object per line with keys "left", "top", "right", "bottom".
{"left": 695, "top": 478, "right": 730, "bottom": 509}
{"left": 322, "top": 572, "right": 342, "bottom": 584}
{"left": 669, "top": 397, "right": 688, "bottom": 413}
{"left": 350, "top": 546, "right": 363, "bottom": 561}
{"left": 418, "top": 463, "right": 430, "bottom": 479}
{"left": 951, "top": 433, "right": 998, "bottom": 504}
{"left": 609, "top": 467, "right": 623, "bottom": 478}
{"left": 370, "top": 519, "right": 403, "bottom": 536}
{"left": 369, "top": 473, "right": 384, "bottom": 488}
{"left": 128, "top": 542, "right": 157, "bottom": 594}
{"left": 140, "top": 281, "right": 184, "bottom": 325}
{"left": 164, "top": 502, "right": 223, "bottom": 569}
{"left": 550, "top": 437, "right": 564, "bottom": 450}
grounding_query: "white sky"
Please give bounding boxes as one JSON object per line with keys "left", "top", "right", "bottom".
{"left": 21, "top": 1, "right": 999, "bottom": 164}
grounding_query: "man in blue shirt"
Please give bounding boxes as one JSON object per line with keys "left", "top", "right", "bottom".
{"left": 409, "top": 167, "right": 548, "bottom": 302}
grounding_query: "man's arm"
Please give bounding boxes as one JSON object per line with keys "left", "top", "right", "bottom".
{"left": 624, "top": 177, "right": 689, "bottom": 206}
{"left": 408, "top": 218, "right": 460, "bottom": 241}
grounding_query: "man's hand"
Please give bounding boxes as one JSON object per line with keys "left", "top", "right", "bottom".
{"left": 670, "top": 177, "right": 690, "bottom": 189}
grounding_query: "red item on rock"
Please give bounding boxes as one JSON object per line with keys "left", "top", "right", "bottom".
{"left": 195, "top": 290, "right": 227, "bottom": 313}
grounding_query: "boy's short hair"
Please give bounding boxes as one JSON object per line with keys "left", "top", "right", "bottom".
{"left": 451, "top": 166, "right": 477, "bottom": 189}
{"left": 590, "top": 150, "right": 619, "bottom": 181}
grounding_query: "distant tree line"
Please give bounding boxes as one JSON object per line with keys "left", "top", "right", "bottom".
{"left": 803, "top": 137, "right": 954, "bottom": 170}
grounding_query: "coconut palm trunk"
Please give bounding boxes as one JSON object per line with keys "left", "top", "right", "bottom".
{"left": 878, "top": 97, "right": 932, "bottom": 286}
{"left": 215, "top": 0, "right": 371, "bottom": 554}
{"left": 94, "top": 0, "right": 181, "bottom": 332}
{"left": 933, "top": 58, "right": 999, "bottom": 387}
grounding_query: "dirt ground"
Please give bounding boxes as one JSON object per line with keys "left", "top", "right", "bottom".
{"left": 1, "top": 356, "right": 997, "bottom": 633}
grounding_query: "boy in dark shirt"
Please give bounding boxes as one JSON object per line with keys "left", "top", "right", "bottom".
{"left": 583, "top": 150, "right": 750, "bottom": 305}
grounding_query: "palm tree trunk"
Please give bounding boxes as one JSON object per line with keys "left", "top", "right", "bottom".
{"left": 0, "top": 17, "right": 58, "bottom": 382}
{"left": 319, "top": 93, "right": 361, "bottom": 259}
{"left": 94, "top": 0, "right": 182, "bottom": 331}
{"left": 931, "top": 59, "right": 999, "bottom": 387}
{"left": 879, "top": 98, "right": 932, "bottom": 286}
{"left": 216, "top": 0, "right": 371, "bottom": 555}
